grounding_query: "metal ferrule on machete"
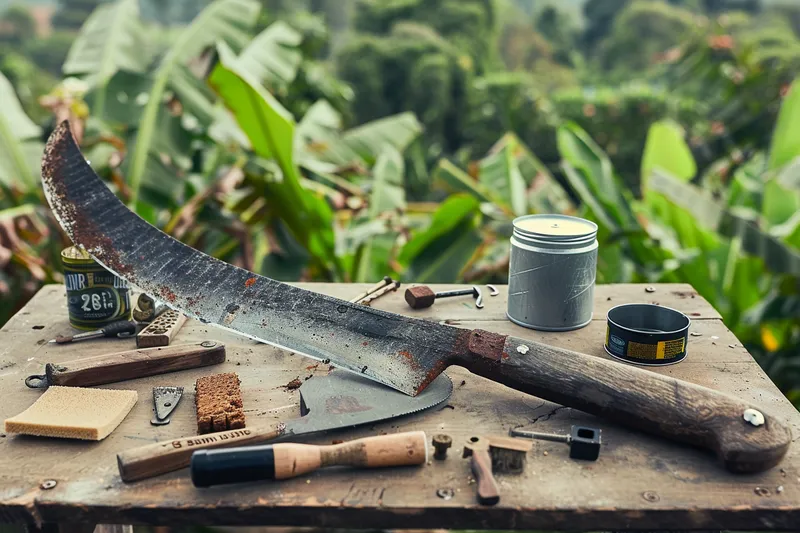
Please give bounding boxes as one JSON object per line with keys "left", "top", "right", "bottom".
{"left": 42, "top": 122, "right": 792, "bottom": 474}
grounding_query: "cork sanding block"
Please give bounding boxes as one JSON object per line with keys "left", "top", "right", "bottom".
{"left": 136, "top": 309, "right": 188, "bottom": 348}
{"left": 195, "top": 372, "right": 245, "bottom": 434}
{"left": 5, "top": 386, "right": 137, "bottom": 440}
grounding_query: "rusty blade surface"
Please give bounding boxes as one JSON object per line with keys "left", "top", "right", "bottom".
{"left": 41, "top": 121, "right": 465, "bottom": 396}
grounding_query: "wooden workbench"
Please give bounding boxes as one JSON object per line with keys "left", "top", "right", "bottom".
{"left": 0, "top": 283, "right": 798, "bottom": 531}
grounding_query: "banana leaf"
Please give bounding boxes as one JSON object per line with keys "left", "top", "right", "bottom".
{"left": 478, "top": 142, "right": 527, "bottom": 217}
{"left": 125, "top": 0, "right": 260, "bottom": 208}
{"left": 0, "top": 71, "right": 41, "bottom": 191}
{"left": 209, "top": 41, "right": 338, "bottom": 275}
{"left": 340, "top": 113, "right": 423, "bottom": 165}
{"left": 62, "top": 0, "right": 151, "bottom": 116}
{"left": 768, "top": 77, "right": 800, "bottom": 171}
{"left": 353, "top": 145, "right": 405, "bottom": 282}
{"left": 236, "top": 21, "right": 303, "bottom": 89}
{"left": 649, "top": 170, "right": 800, "bottom": 276}
{"left": 557, "top": 122, "right": 637, "bottom": 228}
{"left": 641, "top": 119, "right": 697, "bottom": 189}
{"left": 490, "top": 133, "right": 575, "bottom": 215}
{"left": 398, "top": 194, "right": 483, "bottom": 283}
{"left": 431, "top": 159, "right": 497, "bottom": 205}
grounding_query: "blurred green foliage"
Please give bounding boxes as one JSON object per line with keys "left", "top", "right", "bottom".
{"left": 0, "top": 0, "right": 797, "bottom": 405}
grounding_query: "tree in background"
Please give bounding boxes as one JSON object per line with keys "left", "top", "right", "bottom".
{"left": 52, "top": 0, "right": 105, "bottom": 30}
{"left": 139, "top": 0, "right": 209, "bottom": 24}
{"left": 598, "top": 1, "right": 696, "bottom": 74}
{"left": 535, "top": 5, "right": 576, "bottom": 66}
{"left": 0, "top": 5, "right": 36, "bottom": 46}
{"left": 581, "top": 0, "right": 629, "bottom": 52}
{"left": 338, "top": 0, "right": 495, "bottom": 158}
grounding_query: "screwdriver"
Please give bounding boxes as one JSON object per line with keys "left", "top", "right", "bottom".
{"left": 48, "top": 319, "right": 137, "bottom": 344}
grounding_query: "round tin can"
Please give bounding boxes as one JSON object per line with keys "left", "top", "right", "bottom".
{"left": 605, "top": 304, "right": 690, "bottom": 366}
{"left": 507, "top": 214, "right": 598, "bottom": 331}
{"left": 61, "top": 246, "right": 131, "bottom": 330}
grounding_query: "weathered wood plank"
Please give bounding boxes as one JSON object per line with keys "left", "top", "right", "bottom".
{"left": 0, "top": 284, "right": 796, "bottom": 531}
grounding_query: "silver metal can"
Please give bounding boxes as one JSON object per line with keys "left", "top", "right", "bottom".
{"left": 507, "top": 214, "right": 598, "bottom": 331}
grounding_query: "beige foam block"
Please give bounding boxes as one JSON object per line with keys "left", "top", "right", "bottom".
{"left": 5, "top": 386, "right": 138, "bottom": 441}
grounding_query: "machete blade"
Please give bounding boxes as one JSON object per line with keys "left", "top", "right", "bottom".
{"left": 42, "top": 122, "right": 465, "bottom": 396}
{"left": 285, "top": 369, "right": 453, "bottom": 436}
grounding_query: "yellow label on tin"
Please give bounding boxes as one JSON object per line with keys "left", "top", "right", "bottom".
{"left": 628, "top": 338, "right": 685, "bottom": 360}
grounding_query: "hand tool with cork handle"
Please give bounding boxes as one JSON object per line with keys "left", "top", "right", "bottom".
{"left": 117, "top": 370, "right": 452, "bottom": 482}
{"left": 191, "top": 430, "right": 428, "bottom": 487}
{"left": 42, "top": 120, "right": 793, "bottom": 474}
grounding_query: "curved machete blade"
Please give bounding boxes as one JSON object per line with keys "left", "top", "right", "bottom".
{"left": 42, "top": 122, "right": 465, "bottom": 396}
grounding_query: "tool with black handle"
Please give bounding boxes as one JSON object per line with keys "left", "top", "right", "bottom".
{"left": 48, "top": 319, "right": 137, "bottom": 344}
{"left": 191, "top": 430, "right": 428, "bottom": 487}
{"left": 26, "top": 341, "right": 225, "bottom": 388}
{"left": 41, "top": 120, "right": 793, "bottom": 474}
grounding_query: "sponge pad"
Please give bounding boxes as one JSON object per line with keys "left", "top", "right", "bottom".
{"left": 5, "top": 386, "right": 137, "bottom": 441}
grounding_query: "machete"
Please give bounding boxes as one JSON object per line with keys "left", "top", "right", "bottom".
{"left": 42, "top": 122, "right": 791, "bottom": 473}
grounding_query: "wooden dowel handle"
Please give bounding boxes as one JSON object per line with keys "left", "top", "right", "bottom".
{"left": 459, "top": 330, "right": 792, "bottom": 473}
{"left": 117, "top": 424, "right": 284, "bottom": 482}
{"left": 191, "top": 431, "right": 428, "bottom": 487}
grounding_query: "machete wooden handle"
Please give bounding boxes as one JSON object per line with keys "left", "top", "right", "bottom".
{"left": 191, "top": 431, "right": 428, "bottom": 487}
{"left": 26, "top": 341, "right": 226, "bottom": 389}
{"left": 117, "top": 423, "right": 284, "bottom": 482}
{"left": 460, "top": 330, "right": 792, "bottom": 473}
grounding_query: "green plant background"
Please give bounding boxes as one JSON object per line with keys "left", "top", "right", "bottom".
{"left": 0, "top": 0, "right": 798, "bottom": 416}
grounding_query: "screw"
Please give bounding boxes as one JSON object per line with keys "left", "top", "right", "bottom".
{"left": 200, "top": 341, "right": 217, "bottom": 348}
{"left": 436, "top": 488, "right": 455, "bottom": 500}
{"left": 510, "top": 428, "right": 569, "bottom": 444}
{"left": 432, "top": 434, "right": 453, "bottom": 459}
{"left": 40, "top": 480, "right": 57, "bottom": 490}
{"left": 645, "top": 286, "right": 656, "bottom": 293}
{"left": 642, "top": 491, "right": 660, "bottom": 502}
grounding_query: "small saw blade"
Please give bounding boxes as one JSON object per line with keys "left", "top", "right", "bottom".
{"left": 151, "top": 386, "right": 184, "bottom": 425}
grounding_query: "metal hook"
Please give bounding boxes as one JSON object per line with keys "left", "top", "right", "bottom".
{"left": 473, "top": 286, "right": 484, "bottom": 309}
{"left": 486, "top": 284, "right": 499, "bottom": 297}
{"left": 25, "top": 374, "right": 49, "bottom": 389}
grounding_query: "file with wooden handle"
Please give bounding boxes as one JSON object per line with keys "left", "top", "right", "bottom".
{"left": 190, "top": 431, "right": 428, "bottom": 487}
{"left": 25, "top": 341, "right": 226, "bottom": 389}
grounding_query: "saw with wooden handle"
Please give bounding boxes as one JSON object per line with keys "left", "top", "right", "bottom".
{"left": 25, "top": 340, "right": 226, "bottom": 388}
{"left": 41, "top": 121, "right": 792, "bottom": 473}
{"left": 191, "top": 430, "right": 428, "bottom": 487}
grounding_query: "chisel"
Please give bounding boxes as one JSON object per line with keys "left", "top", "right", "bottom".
{"left": 191, "top": 430, "right": 427, "bottom": 487}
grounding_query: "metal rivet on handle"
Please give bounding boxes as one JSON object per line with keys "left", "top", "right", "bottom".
{"left": 40, "top": 480, "right": 57, "bottom": 490}
{"left": 200, "top": 341, "right": 217, "bottom": 348}
{"left": 743, "top": 408, "right": 765, "bottom": 427}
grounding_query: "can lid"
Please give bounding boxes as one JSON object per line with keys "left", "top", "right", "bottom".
{"left": 61, "top": 245, "right": 91, "bottom": 261}
{"left": 512, "top": 214, "right": 597, "bottom": 240}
